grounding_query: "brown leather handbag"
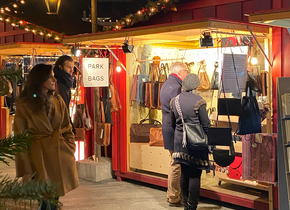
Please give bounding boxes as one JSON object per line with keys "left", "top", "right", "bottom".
{"left": 149, "top": 127, "right": 164, "bottom": 146}
{"left": 75, "top": 128, "right": 86, "bottom": 140}
{"left": 130, "top": 119, "right": 162, "bottom": 143}
{"left": 145, "top": 64, "right": 158, "bottom": 109}
{"left": 130, "top": 65, "right": 141, "bottom": 103}
{"left": 197, "top": 61, "right": 210, "bottom": 91}
{"left": 157, "top": 63, "right": 168, "bottom": 109}
{"left": 95, "top": 101, "right": 111, "bottom": 146}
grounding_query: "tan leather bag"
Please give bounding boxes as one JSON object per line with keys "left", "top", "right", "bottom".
{"left": 197, "top": 62, "right": 210, "bottom": 91}
{"left": 149, "top": 127, "right": 164, "bottom": 146}
{"left": 130, "top": 65, "right": 141, "bottom": 103}
{"left": 95, "top": 101, "right": 111, "bottom": 146}
{"left": 157, "top": 63, "right": 168, "bottom": 109}
{"left": 75, "top": 128, "right": 86, "bottom": 140}
{"left": 145, "top": 64, "right": 158, "bottom": 109}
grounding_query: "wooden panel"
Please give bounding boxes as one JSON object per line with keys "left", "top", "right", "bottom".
{"left": 180, "top": 10, "right": 193, "bottom": 21}
{"left": 202, "top": 6, "right": 216, "bottom": 18}
{"left": 0, "top": 22, "right": 4, "bottom": 32}
{"left": 273, "top": 0, "right": 282, "bottom": 9}
{"left": 227, "top": 2, "right": 242, "bottom": 21}
{"left": 24, "top": 33, "right": 33, "bottom": 42}
{"left": 254, "top": 0, "right": 271, "bottom": 11}
{"left": 193, "top": 8, "right": 203, "bottom": 19}
{"left": 282, "top": 0, "right": 290, "bottom": 8}
{"left": 242, "top": 0, "right": 255, "bottom": 22}
{"left": 15, "top": 34, "right": 24, "bottom": 42}
{"left": 216, "top": 5, "right": 228, "bottom": 20}
{"left": 130, "top": 143, "right": 171, "bottom": 175}
{"left": 33, "top": 34, "right": 43, "bottom": 43}
{"left": 5, "top": 23, "right": 14, "bottom": 44}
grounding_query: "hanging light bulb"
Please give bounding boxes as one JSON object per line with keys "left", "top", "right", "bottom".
{"left": 13, "top": 4, "right": 17, "bottom": 8}
{"left": 250, "top": 57, "right": 258, "bottom": 65}
{"left": 20, "top": 0, "right": 25, "bottom": 4}
{"left": 249, "top": 49, "right": 258, "bottom": 65}
{"left": 116, "top": 60, "right": 122, "bottom": 72}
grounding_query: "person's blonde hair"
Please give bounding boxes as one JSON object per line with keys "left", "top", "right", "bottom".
{"left": 169, "top": 62, "right": 187, "bottom": 74}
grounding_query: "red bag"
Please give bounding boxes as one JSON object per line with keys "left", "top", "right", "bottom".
{"left": 229, "top": 156, "right": 243, "bottom": 180}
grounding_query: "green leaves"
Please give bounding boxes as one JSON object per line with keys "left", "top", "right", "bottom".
{"left": 0, "top": 67, "right": 23, "bottom": 82}
{"left": 0, "top": 131, "right": 32, "bottom": 166}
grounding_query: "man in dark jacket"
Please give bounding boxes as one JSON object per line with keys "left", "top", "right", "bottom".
{"left": 54, "top": 55, "right": 75, "bottom": 133}
{"left": 160, "top": 62, "right": 188, "bottom": 206}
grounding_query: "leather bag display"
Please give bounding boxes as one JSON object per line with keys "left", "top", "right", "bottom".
{"left": 145, "top": 64, "right": 158, "bottom": 109}
{"left": 74, "top": 128, "right": 86, "bottom": 140}
{"left": 149, "top": 127, "right": 164, "bottom": 146}
{"left": 157, "top": 63, "right": 169, "bottom": 110}
{"left": 210, "top": 61, "right": 219, "bottom": 90}
{"left": 228, "top": 155, "right": 243, "bottom": 180}
{"left": 236, "top": 81, "right": 262, "bottom": 135}
{"left": 197, "top": 61, "right": 210, "bottom": 91}
{"left": 74, "top": 103, "right": 93, "bottom": 131}
{"left": 153, "top": 63, "right": 168, "bottom": 109}
{"left": 175, "top": 95, "right": 208, "bottom": 150}
{"left": 109, "top": 66, "right": 122, "bottom": 112}
{"left": 95, "top": 101, "right": 111, "bottom": 146}
{"left": 130, "top": 119, "right": 162, "bottom": 143}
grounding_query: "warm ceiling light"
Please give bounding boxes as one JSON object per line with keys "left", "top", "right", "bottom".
{"left": 20, "top": 0, "right": 25, "bottom": 4}
{"left": 14, "top": 11, "right": 17, "bottom": 13}
{"left": 13, "top": 4, "right": 17, "bottom": 8}
{"left": 45, "top": 0, "right": 62, "bottom": 14}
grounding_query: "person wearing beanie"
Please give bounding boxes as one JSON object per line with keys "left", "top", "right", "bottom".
{"left": 160, "top": 62, "right": 188, "bottom": 207}
{"left": 170, "top": 74, "right": 211, "bottom": 210}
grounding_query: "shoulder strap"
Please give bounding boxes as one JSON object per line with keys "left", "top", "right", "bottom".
{"left": 175, "top": 95, "right": 187, "bottom": 148}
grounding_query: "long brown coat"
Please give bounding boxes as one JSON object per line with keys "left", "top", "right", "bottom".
{"left": 14, "top": 94, "right": 79, "bottom": 196}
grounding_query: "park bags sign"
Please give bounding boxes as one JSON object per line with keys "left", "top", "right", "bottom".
{"left": 82, "top": 58, "right": 109, "bottom": 87}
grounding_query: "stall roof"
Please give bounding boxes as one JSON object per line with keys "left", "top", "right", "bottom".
{"left": 249, "top": 9, "right": 290, "bottom": 28}
{"left": 63, "top": 19, "right": 270, "bottom": 47}
{"left": 0, "top": 42, "right": 71, "bottom": 56}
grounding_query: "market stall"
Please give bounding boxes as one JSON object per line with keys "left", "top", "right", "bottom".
{"left": 63, "top": 18, "right": 277, "bottom": 209}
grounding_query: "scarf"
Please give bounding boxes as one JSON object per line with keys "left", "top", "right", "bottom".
{"left": 53, "top": 66, "right": 74, "bottom": 89}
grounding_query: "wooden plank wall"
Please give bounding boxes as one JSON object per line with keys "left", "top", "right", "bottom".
{"left": 0, "top": 21, "right": 55, "bottom": 45}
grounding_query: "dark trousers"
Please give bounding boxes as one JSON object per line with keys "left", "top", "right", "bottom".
{"left": 180, "top": 164, "right": 202, "bottom": 208}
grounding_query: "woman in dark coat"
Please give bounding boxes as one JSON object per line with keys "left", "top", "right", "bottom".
{"left": 170, "top": 74, "right": 211, "bottom": 210}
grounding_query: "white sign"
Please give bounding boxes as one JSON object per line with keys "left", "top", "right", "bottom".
{"left": 222, "top": 54, "right": 247, "bottom": 93}
{"left": 82, "top": 58, "right": 109, "bottom": 87}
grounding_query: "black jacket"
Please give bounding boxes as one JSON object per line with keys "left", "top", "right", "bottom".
{"left": 160, "top": 74, "right": 182, "bottom": 151}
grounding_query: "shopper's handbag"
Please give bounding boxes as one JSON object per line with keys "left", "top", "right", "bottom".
{"left": 149, "top": 127, "right": 164, "bottom": 146}
{"left": 137, "top": 64, "right": 149, "bottom": 103}
{"left": 131, "top": 65, "right": 141, "bottom": 103}
{"left": 236, "top": 81, "right": 262, "bottom": 135}
{"left": 175, "top": 95, "right": 208, "bottom": 150}
{"left": 95, "top": 101, "right": 111, "bottom": 146}
{"left": 130, "top": 119, "right": 162, "bottom": 143}
{"left": 228, "top": 155, "right": 243, "bottom": 180}
{"left": 210, "top": 61, "right": 219, "bottom": 90}
{"left": 197, "top": 61, "right": 210, "bottom": 91}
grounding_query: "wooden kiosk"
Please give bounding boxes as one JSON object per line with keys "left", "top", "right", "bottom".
{"left": 63, "top": 18, "right": 276, "bottom": 209}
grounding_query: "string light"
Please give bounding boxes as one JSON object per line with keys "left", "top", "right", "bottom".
{"left": 39, "top": 32, "right": 44, "bottom": 35}
{"left": 20, "top": 0, "right": 25, "bottom": 4}
{"left": 19, "top": 20, "right": 23, "bottom": 24}
{"left": 32, "top": 29, "right": 36, "bottom": 33}
{"left": 5, "top": 18, "right": 9, "bottom": 22}
{"left": 13, "top": 4, "right": 17, "bottom": 8}
{"left": 47, "top": 33, "right": 52, "bottom": 37}
{"left": 5, "top": 7, "right": 10, "bottom": 12}
{"left": 137, "top": 10, "right": 142, "bottom": 15}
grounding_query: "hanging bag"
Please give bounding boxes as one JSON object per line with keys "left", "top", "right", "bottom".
{"left": 108, "top": 66, "right": 122, "bottom": 112}
{"left": 137, "top": 63, "right": 149, "bottom": 103}
{"left": 174, "top": 95, "right": 208, "bottom": 150}
{"left": 197, "top": 61, "right": 210, "bottom": 91}
{"left": 130, "top": 65, "right": 141, "bottom": 103}
{"left": 130, "top": 119, "right": 162, "bottom": 143}
{"left": 157, "top": 63, "right": 168, "bottom": 110}
{"left": 236, "top": 81, "right": 262, "bottom": 135}
{"left": 149, "top": 127, "right": 164, "bottom": 146}
{"left": 95, "top": 100, "right": 111, "bottom": 146}
{"left": 210, "top": 61, "right": 220, "bottom": 90}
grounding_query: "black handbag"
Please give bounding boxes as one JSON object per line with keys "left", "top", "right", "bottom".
{"left": 213, "top": 149, "right": 235, "bottom": 167}
{"left": 218, "top": 98, "right": 241, "bottom": 116}
{"left": 248, "top": 73, "right": 262, "bottom": 93}
{"left": 210, "top": 61, "right": 219, "bottom": 90}
{"left": 175, "top": 95, "right": 208, "bottom": 150}
{"left": 236, "top": 81, "right": 262, "bottom": 135}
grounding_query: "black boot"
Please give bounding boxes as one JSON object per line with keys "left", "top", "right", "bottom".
{"left": 187, "top": 190, "right": 200, "bottom": 210}
{"left": 181, "top": 187, "right": 188, "bottom": 210}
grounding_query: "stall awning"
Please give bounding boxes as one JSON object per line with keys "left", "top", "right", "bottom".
{"left": 249, "top": 9, "right": 290, "bottom": 28}
{"left": 0, "top": 42, "right": 71, "bottom": 56}
{"left": 63, "top": 18, "right": 269, "bottom": 47}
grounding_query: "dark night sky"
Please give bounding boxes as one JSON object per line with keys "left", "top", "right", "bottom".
{"left": 0, "top": 0, "right": 149, "bottom": 35}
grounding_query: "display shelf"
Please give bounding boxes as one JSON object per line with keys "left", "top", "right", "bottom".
{"left": 217, "top": 177, "right": 269, "bottom": 191}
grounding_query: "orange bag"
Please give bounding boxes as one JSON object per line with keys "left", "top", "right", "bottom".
{"left": 149, "top": 127, "right": 164, "bottom": 146}
{"left": 197, "top": 61, "right": 210, "bottom": 91}
{"left": 95, "top": 101, "right": 111, "bottom": 146}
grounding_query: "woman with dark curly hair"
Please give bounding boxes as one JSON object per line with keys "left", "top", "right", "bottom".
{"left": 14, "top": 64, "right": 79, "bottom": 210}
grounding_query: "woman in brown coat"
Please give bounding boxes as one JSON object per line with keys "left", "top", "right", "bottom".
{"left": 14, "top": 64, "right": 79, "bottom": 210}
